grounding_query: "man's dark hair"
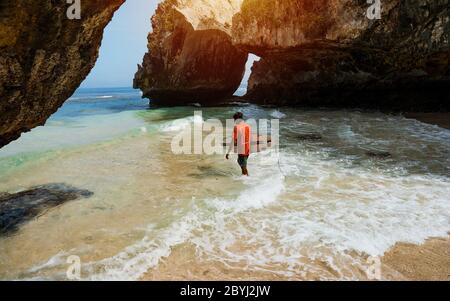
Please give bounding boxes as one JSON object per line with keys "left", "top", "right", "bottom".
{"left": 233, "top": 112, "right": 244, "bottom": 120}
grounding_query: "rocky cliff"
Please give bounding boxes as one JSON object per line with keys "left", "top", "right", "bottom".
{"left": 0, "top": 0, "right": 124, "bottom": 147}
{"left": 134, "top": 0, "right": 247, "bottom": 105}
{"left": 136, "top": 0, "right": 449, "bottom": 110}
{"left": 232, "top": 0, "right": 450, "bottom": 110}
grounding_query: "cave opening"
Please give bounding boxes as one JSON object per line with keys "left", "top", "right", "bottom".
{"left": 234, "top": 54, "right": 261, "bottom": 97}
{"left": 80, "top": 1, "right": 158, "bottom": 89}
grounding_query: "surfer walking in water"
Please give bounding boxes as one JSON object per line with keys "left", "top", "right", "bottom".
{"left": 226, "top": 112, "right": 251, "bottom": 176}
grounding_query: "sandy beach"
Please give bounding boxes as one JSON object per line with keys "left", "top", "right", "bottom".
{"left": 141, "top": 236, "right": 450, "bottom": 281}
{"left": 382, "top": 236, "right": 450, "bottom": 281}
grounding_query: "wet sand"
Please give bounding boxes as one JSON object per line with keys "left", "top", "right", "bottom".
{"left": 405, "top": 113, "right": 450, "bottom": 130}
{"left": 141, "top": 244, "right": 290, "bottom": 281}
{"left": 382, "top": 236, "right": 450, "bottom": 281}
{"left": 141, "top": 237, "right": 450, "bottom": 281}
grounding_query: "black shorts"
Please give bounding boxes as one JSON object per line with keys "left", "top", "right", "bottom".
{"left": 237, "top": 155, "right": 249, "bottom": 168}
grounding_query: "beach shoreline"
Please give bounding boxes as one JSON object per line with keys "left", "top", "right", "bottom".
{"left": 382, "top": 235, "right": 450, "bottom": 281}
{"left": 1, "top": 95, "right": 449, "bottom": 280}
{"left": 141, "top": 235, "right": 450, "bottom": 281}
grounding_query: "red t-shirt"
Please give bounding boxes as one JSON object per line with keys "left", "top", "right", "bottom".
{"left": 233, "top": 122, "right": 251, "bottom": 156}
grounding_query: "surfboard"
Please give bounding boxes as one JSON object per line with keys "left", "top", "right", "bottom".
{"left": 223, "top": 135, "right": 272, "bottom": 153}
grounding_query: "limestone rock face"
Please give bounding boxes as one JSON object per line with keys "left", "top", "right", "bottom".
{"left": 232, "top": 0, "right": 372, "bottom": 52}
{"left": 0, "top": 0, "right": 124, "bottom": 147}
{"left": 176, "top": 0, "right": 243, "bottom": 33}
{"left": 133, "top": 0, "right": 247, "bottom": 105}
{"left": 233, "top": 0, "right": 450, "bottom": 110}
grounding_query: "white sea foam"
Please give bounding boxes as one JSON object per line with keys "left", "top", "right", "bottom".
{"left": 113, "top": 153, "right": 448, "bottom": 279}
{"left": 186, "top": 152, "right": 450, "bottom": 279}
{"left": 27, "top": 251, "right": 68, "bottom": 273}
{"left": 209, "top": 173, "right": 284, "bottom": 213}
{"left": 78, "top": 143, "right": 450, "bottom": 280}
{"left": 83, "top": 151, "right": 285, "bottom": 280}
{"left": 160, "top": 115, "right": 204, "bottom": 132}
{"left": 85, "top": 215, "right": 201, "bottom": 280}
{"left": 67, "top": 95, "right": 114, "bottom": 101}
{"left": 270, "top": 110, "right": 287, "bottom": 119}
{"left": 24, "top": 170, "right": 450, "bottom": 280}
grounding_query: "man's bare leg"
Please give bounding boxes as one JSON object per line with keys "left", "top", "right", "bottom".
{"left": 242, "top": 167, "right": 249, "bottom": 176}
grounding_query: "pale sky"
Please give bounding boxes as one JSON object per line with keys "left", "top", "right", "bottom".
{"left": 81, "top": 0, "right": 159, "bottom": 88}
{"left": 81, "top": 0, "right": 257, "bottom": 89}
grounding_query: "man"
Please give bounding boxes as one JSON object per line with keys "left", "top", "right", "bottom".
{"left": 226, "top": 112, "right": 251, "bottom": 176}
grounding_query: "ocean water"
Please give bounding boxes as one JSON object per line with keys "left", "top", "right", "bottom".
{"left": 0, "top": 87, "right": 449, "bottom": 280}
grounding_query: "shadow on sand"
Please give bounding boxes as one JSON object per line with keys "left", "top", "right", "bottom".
{"left": 0, "top": 183, "right": 93, "bottom": 236}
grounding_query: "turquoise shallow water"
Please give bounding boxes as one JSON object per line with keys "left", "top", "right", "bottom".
{"left": 0, "top": 88, "right": 449, "bottom": 280}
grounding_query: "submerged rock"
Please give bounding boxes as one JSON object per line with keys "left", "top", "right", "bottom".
{"left": 297, "top": 134, "right": 323, "bottom": 141}
{"left": 0, "top": 0, "right": 124, "bottom": 147}
{"left": 188, "top": 165, "right": 229, "bottom": 179}
{"left": 365, "top": 151, "right": 392, "bottom": 159}
{"left": 0, "top": 183, "right": 93, "bottom": 235}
